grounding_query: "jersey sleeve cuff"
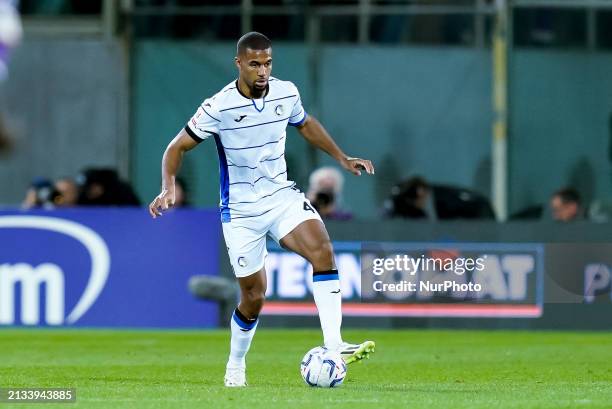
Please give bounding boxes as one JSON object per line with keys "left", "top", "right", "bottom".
{"left": 288, "top": 112, "right": 308, "bottom": 127}
{"left": 184, "top": 124, "right": 205, "bottom": 143}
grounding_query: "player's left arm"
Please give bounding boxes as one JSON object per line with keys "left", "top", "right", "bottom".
{"left": 296, "top": 116, "right": 375, "bottom": 176}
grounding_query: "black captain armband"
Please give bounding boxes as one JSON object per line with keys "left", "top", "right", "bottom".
{"left": 184, "top": 125, "right": 204, "bottom": 143}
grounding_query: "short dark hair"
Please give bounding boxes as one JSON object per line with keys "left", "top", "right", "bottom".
{"left": 553, "top": 187, "right": 581, "bottom": 205}
{"left": 236, "top": 32, "right": 271, "bottom": 56}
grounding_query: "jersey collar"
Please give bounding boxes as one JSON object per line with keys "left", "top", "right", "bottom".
{"left": 235, "top": 79, "right": 269, "bottom": 112}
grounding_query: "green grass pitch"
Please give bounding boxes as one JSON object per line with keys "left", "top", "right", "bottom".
{"left": 1, "top": 328, "right": 611, "bottom": 408}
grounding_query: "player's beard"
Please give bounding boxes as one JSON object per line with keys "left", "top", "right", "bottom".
{"left": 251, "top": 80, "right": 267, "bottom": 99}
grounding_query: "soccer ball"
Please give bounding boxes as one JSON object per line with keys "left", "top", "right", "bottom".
{"left": 300, "top": 346, "right": 347, "bottom": 387}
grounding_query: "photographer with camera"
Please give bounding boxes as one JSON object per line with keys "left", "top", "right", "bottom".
{"left": 21, "top": 177, "right": 79, "bottom": 209}
{"left": 307, "top": 166, "right": 353, "bottom": 221}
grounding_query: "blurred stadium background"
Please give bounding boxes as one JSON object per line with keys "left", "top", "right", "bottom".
{"left": 1, "top": 1, "right": 612, "bottom": 406}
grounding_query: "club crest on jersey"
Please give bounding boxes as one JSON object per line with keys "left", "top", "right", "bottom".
{"left": 275, "top": 105, "right": 284, "bottom": 116}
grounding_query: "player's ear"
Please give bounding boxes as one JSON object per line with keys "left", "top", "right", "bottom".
{"left": 234, "top": 56, "right": 241, "bottom": 69}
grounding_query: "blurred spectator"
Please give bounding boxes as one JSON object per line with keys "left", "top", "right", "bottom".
{"left": 307, "top": 166, "right": 352, "bottom": 221}
{"left": 22, "top": 176, "right": 79, "bottom": 209}
{"left": 550, "top": 187, "right": 582, "bottom": 222}
{"left": 77, "top": 168, "right": 140, "bottom": 206}
{"left": 385, "top": 176, "right": 495, "bottom": 220}
{"left": 385, "top": 176, "right": 433, "bottom": 219}
{"left": 54, "top": 177, "right": 79, "bottom": 207}
{"left": 22, "top": 177, "right": 60, "bottom": 209}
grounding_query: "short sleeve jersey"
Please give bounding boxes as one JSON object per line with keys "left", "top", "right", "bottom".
{"left": 185, "top": 77, "right": 307, "bottom": 222}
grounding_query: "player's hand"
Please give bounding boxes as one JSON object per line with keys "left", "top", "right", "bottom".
{"left": 341, "top": 156, "right": 375, "bottom": 176}
{"left": 148, "top": 188, "right": 175, "bottom": 218}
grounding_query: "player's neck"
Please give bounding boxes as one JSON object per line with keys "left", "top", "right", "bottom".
{"left": 237, "top": 78, "right": 267, "bottom": 100}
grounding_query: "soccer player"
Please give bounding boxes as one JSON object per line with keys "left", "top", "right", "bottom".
{"left": 149, "top": 32, "right": 376, "bottom": 387}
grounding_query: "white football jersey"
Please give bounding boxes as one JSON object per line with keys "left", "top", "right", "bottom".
{"left": 185, "top": 76, "right": 307, "bottom": 222}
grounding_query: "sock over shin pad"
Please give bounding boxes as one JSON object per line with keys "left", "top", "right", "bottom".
{"left": 227, "top": 308, "right": 258, "bottom": 369}
{"left": 312, "top": 269, "right": 343, "bottom": 349}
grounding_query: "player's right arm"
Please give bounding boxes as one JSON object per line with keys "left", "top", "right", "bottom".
{"left": 149, "top": 96, "right": 221, "bottom": 218}
{"left": 148, "top": 129, "right": 199, "bottom": 218}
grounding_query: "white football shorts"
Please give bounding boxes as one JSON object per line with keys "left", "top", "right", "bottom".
{"left": 222, "top": 187, "right": 323, "bottom": 277}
